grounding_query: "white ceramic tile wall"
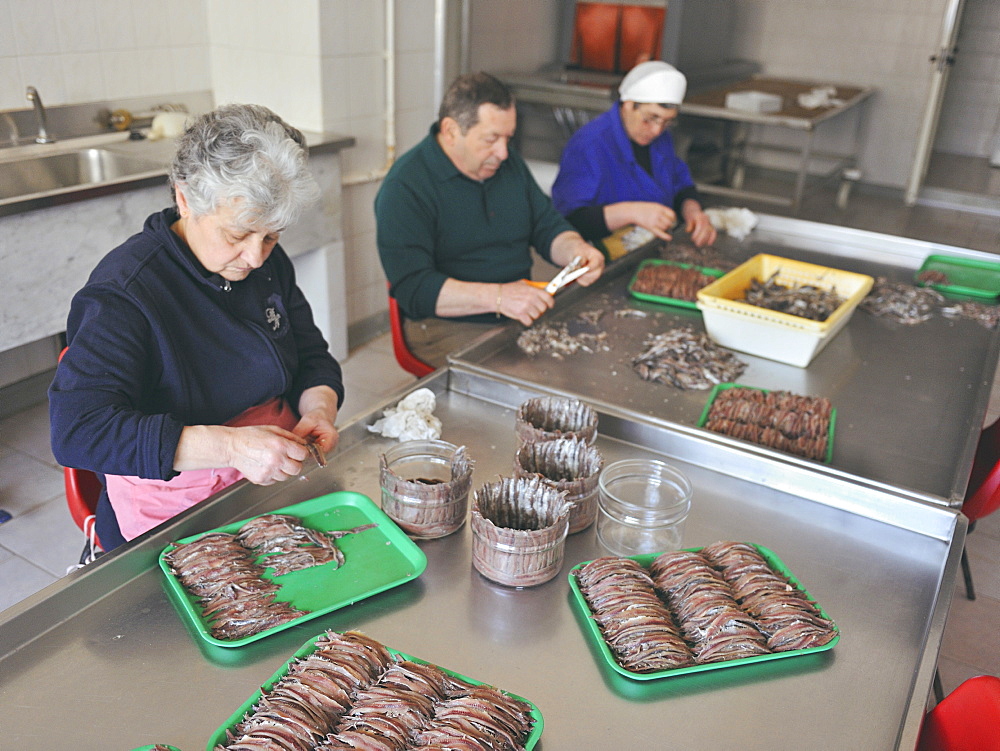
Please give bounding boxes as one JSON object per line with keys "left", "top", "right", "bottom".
{"left": 324, "top": 0, "right": 439, "bottom": 330}
{"left": 207, "top": 0, "right": 323, "bottom": 130}
{"left": 729, "top": 0, "right": 952, "bottom": 188}
{"left": 0, "top": 0, "right": 210, "bottom": 110}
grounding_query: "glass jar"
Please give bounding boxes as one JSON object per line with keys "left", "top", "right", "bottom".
{"left": 471, "top": 476, "right": 572, "bottom": 587}
{"left": 379, "top": 440, "right": 473, "bottom": 539}
{"left": 514, "top": 437, "right": 604, "bottom": 534}
{"left": 597, "top": 459, "right": 692, "bottom": 556}
{"left": 514, "top": 396, "right": 598, "bottom": 446}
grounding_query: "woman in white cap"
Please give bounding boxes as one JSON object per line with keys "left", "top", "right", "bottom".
{"left": 551, "top": 60, "right": 717, "bottom": 248}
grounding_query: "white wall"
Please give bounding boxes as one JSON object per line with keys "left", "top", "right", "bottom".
{"left": 209, "top": 0, "right": 441, "bottom": 333}
{"left": 326, "top": 0, "right": 439, "bottom": 334}
{"left": 207, "top": 0, "right": 323, "bottom": 130}
{"left": 729, "top": 0, "right": 950, "bottom": 188}
{"left": 0, "top": 0, "right": 210, "bottom": 109}
{"left": 934, "top": 0, "right": 1000, "bottom": 157}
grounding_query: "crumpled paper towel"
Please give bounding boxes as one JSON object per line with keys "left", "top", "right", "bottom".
{"left": 705, "top": 207, "right": 759, "bottom": 241}
{"left": 367, "top": 387, "right": 443, "bottom": 441}
{"left": 797, "top": 86, "right": 844, "bottom": 109}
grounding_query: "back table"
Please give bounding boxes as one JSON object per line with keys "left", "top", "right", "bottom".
{"left": 681, "top": 76, "right": 875, "bottom": 210}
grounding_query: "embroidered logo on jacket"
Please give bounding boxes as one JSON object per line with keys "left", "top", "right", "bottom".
{"left": 264, "top": 293, "right": 289, "bottom": 337}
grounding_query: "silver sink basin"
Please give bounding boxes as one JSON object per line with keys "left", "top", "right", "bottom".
{"left": 0, "top": 148, "right": 165, "bottom": 202}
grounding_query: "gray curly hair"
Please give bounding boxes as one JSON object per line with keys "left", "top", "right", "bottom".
{"left": 169, "top": 103, "right": 319, "bottom": 230}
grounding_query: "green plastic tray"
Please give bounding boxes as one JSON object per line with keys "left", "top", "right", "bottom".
{"left": 159, "top": 492, "right": 427, "bottom": 648}
{"left": 695, "top": 383, "right": 836, "bottom": 464}
{"left": 916, "top": 254, "right": 1000, "bottom": 300}
{"left": 568, "top": 544, "right": 840, "bottom": 682}
{"left": 628, "top": 258, "right": 727, "bottom": 309}
{"left": 207, "top": 631, "right": 545, "bottom": 750}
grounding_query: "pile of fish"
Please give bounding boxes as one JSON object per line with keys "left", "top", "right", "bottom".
{"left": 631, "top": 326, "right": 747, "bottom": 390}
{"left": 574, "top": 542, "right": 837, "bottom": 674}
{"left": 941, "top": 300, "right": 1000, "bottom": 329}
{"left": 165, "top": 532, "right": 308, "bottom": 640}
{"left": 651, "top": 550, "right": 771, "bottom": 663}
{"left": 661, "top": 241, "right": 739, "bottom": 271}
{"left": 574, "top": 557, "right": 694, "bottom": 672}
{"left": 219, "top": 630, "right": 535, "bottom": 751}
{"left": 631, "top": 263, "right": 717, "bottom": 301}
{"left": 861, "top": 277, "right": 1000, "bottom": 328}
{"left": 165, "top": 514, "right": 375, "bottom": 640}
{"left": 916, "top": 269, "right": 949, "bottom": 286}
{"left": 516, "top": 322, "right": 608, "bottom": 358}
{"left": 236, "top": 514, "right": 375, "bottom": 575}
{"left": 859, "top": 277, "right": 944, "bottom": 324}
{"left": 703, "top": 387, "right": 833, "bottom": 462}
{"left": 742, "top": 272, "right": 844, "bottom": 321}
{"left": 700, "top": 541, "right": 838, "bottom": 652}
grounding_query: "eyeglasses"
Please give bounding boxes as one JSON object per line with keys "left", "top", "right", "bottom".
{"left": 635, "top": 106, "right": 677, "bottom": 131}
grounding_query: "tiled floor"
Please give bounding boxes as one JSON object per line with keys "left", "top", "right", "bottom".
{"left": 1, "top": 181, "right": 999, "bottom": 703}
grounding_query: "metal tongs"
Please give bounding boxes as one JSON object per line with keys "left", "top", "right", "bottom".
{"left": 526, "top": 255, "right": 590, "bottom": 295}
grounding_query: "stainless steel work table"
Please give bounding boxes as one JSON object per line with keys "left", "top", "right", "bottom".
{"left": 452, "top": 214, "right": 1000, "bottom": 506}
{"left": 681, "top": 77, "right": 875, "bottom": 210}
{"left": 0, "top": 366, "right": 964, "bottom": 750}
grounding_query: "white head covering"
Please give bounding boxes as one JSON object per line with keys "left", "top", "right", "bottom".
{"left": 618, "top": 61, "right": 687, "bottom": 106}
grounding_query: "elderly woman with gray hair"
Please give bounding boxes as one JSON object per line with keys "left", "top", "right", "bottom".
{"left": 50, "top": 103, "right": 343, "bottom": 552}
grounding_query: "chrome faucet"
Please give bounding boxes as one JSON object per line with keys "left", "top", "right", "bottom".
{"left": 25, "top": 86, "right": 56, "bottom": 144}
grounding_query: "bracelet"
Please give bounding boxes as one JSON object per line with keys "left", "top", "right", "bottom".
{"left": 495, "top": 283, "right": 503, "bottom": 319}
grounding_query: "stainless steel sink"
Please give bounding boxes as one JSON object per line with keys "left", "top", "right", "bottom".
{"left": 0, "top": 148, "right": 165, "bottom": 202}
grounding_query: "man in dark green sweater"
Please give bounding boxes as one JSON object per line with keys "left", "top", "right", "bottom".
{"left": 376, "top": 72, "right": 605, "bottom": 367}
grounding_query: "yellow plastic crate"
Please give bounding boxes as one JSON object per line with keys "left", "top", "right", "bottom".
{"left": 695, "top": 254, "right": 874, "bottom": 367}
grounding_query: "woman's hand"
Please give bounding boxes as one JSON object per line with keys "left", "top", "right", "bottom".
{"left": 684, "top": 209, "right": 718, "bottom": 247}
{"left": 295, "top": 385, "right": 340, "bottom": 456}
{"left": 225, "top": 425, "right": 310, "bottom": 485}
{"left": 681, "top": 199, "right": 718, "bottom": 247}
{"left": 174, "top": 424, "right": 309, "bottom": 485}
{"left": 605, "top": 201, "right": 677, "bottom": 241}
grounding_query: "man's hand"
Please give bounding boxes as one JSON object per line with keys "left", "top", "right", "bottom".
{"left": 497, "top": 281, "right": 556, "bottom": 326}
{"left": 549, "top": 232, "right": 605, "bottom": 288}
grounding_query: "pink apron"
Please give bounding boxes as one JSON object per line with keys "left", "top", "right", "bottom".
{"left": 106, "top": 398, "right": 298, "bottom": 540}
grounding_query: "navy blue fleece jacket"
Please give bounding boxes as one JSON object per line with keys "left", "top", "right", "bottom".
{"left": 49, "top": 208, "right": 343, "bottom": 483}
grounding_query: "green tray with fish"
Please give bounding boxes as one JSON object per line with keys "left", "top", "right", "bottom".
{"left": 915, "top": 254, "right": 1000, "bottom": 300}
{"left": 628, "top": 259, "right": 727, "bottom": 309}
{"left": 159, "top": 492, "right": 427, "bottom": 648}
{"left": 568, "top": 544, "right": 839, "bottom": 682}
{"left": 207, "top": 631, "right": 545, "bottom": 750}
{"left": 696, "top": 383, "right": 836, "bottom": 464}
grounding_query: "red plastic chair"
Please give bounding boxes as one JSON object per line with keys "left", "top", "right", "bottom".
{"left": 387, "top": 284, "right": 434, "bottom": 378}
{"left": 65, "top": 465, "right": 102, "bottom": 546}
{"left": 57, "top": 346, "right": 104, "bottom": 551}
{"left": 959, "top": 418, "right": 1000, "bottom": 600}
{"left": 918, "top": 675, "right": 1000, "bottom": 751}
